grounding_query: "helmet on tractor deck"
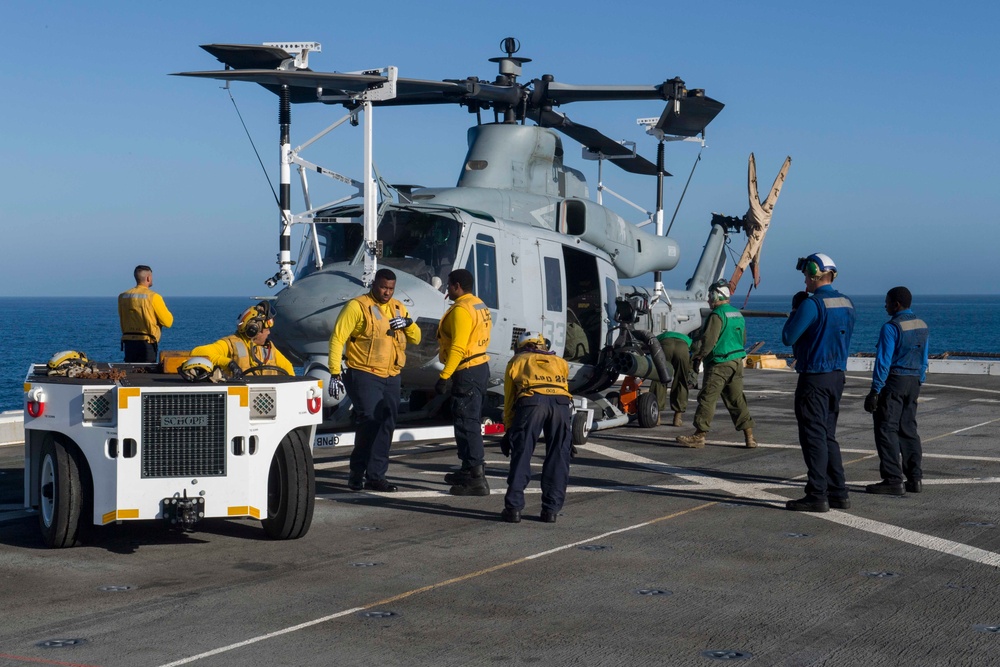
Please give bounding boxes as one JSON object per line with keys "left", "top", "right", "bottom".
{"left": 179, "top": 357, "right": 216, "bottom": 382}
{"left": 47, "top": 350, "right": 89, "bottom": 370}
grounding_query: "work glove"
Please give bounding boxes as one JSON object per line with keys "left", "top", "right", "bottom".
{"left": 500, "top": 433, "right": 511, "bottom": 458}
{"left": 434, "top": 378, "right": 452, "bottom": 396}
{"left": 387, "top": 316, "right": 413, "bottom": 332}
{"left": 328, "top": 374, "right": 346, "bottom": 399}
{"left": 791, "top": 290, "right": 809, "bottom": 313}
{"left": 692, "top": 358, "right": 702, "bottom": 375}
{"left": 227, "top": 361, "right": 244, "bottom": 379}
{"left": 864, "top": 389, "right": 879, "bottom": 413}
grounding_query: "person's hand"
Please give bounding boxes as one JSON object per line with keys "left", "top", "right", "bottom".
{"left": 500, "top": 433, "right": 511, "bottom": 457}
{"left": 434, "top": 378, "right": 451, "bottom": 395}
{"left": 692, "top": 358, "right": 702, "bottom": 375}
{"left": 864, "top": 389, "right": 879, "bottom": 413}
{"left": 227, "top": 361, "right": 243, "bottom": 378}
{"left": 791, "top": 291, "right": 809, "bottom": 313}
{"left": 328, "top": 374, "right": 346, "bottom": 399}
{"left": 388, "top": 316, "right": 413, "bottom": 331}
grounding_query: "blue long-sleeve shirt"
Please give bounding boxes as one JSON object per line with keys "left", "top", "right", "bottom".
{"left": 781, "top": 284, "right": 855, "bottom": 373}
{"left": 871, "top": 308, "right": 929, "bottom": 392}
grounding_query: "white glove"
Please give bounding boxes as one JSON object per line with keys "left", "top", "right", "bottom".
{"left": 328, "top": 374, "right": 346, "bottom": 399}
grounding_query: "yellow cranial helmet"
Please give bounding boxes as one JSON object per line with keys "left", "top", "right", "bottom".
{"left": 47, "top": 350, "right": 89, "bottom": 370}
{"left": 236, "top": 302, "right": 274, "bottom": 337}
{"left": 516, "top": 331, "right": 548, "bottom": 351}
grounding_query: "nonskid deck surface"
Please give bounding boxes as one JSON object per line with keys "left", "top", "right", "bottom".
{"left": 1, "top": 369, "right": 999, "bottom": 666}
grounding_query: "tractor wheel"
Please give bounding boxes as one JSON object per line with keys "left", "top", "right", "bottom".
{"left": 572, "top": 411, "right": 590, "bottom": 446}
{"left": 637, "top": 392, "right": 660, "bottom": 429}
{"left": 38, "top": 435, "right": 86, "bottom": 548}
{"left": 262, "top": 429, "right": 315, "bottom": 540}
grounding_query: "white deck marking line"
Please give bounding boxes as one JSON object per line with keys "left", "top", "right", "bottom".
{"left": 315, "top": 443, "right": 454, "bottom": 470}
{"left": 154, "top": 501, "right": 715, "bottom": 667}
{"left": 970, "top": 398, "right": 1000, "bottom": 404}
{"left": 922, "top": 381, "right": 1000, "bottom": 394}
{"left": 583, "top": 442, "right": 1000, "bottom": 568}
{"left": 923, "top": 417, "right": 1000, "bottom": 444}
{"left": 318, "top": 481, "right": 709, "bottom": 501}
{"left": 592, "top": 431, "right": 1000, "bottom": 461}
{"left": 155, "top": 605, "right": 369, "bottom": 667}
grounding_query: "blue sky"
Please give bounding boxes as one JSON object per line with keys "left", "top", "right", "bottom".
{"left": 2, "top": 1, "right": 998, "bottom": 297}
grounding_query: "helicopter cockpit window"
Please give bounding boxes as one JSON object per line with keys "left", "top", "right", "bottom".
{"left": 378, "top": 210, "right": 461, "bottom": 288}
{"left": 464, "top": 233, "right": 499, "bottom": 310}
{"left": 297, "top": 221, "right": 365, "bottom": 279}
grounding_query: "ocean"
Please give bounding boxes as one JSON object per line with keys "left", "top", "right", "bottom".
{"left": 3, "top": 294, "right": 997, "bottom": 413}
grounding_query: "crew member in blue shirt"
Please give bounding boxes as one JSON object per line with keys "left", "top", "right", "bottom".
{"left": 863, "top": 286, "right": 929, "bottom": 496}
{"left": 781, "top": 253, "right": 856, "bottom": 512}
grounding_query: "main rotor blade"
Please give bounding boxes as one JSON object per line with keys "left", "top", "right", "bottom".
{"left": 200, "top": 44, "right": 299, "bottom": 70}
{"left": 533, "top": 110, "right": 662, "bottom": 176}
{"left": 173, "top": 69, "right": 473, "bottom": 105}
{"left": 653, "top": 95, "right": 725, "bottom": 137}
{"left": 544, "top": 82, "right": 671, "bottom": 104}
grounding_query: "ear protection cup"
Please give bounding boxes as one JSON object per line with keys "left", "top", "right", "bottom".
{"left": 805, "top": 260, "right": 820, "bottom": 277}
{"left": 237, "top": 302, "right": 274, "bottom": 338}
{"left": 244, "top": 318, "right": 262, "bottom": 338}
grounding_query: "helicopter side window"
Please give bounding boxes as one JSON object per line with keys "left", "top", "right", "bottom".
{"left": 543, "top": 257, "right": 562, "bottom": 312}
{"left": 464, "top": 234, "right": 498, "bottom": 309}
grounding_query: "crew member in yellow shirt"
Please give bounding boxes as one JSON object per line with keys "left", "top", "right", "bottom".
{"left": 191, "top": 302, "right": 294, "bottom": 376}
{"left": 328, "top": 269, "right": 421, "bottom": 492}
{"left": 500, "top": 332, "right": 573, "bottom": 524}
{"left": 118, "top": 264, "right": 173, "bottom": 362}
{"left": 436, "top": 269, "right": 493, "bottom": 496}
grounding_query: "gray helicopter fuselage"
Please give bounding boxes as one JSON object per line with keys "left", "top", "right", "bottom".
{"left": 268, "top": 123, "right": 732, "bottom": 408}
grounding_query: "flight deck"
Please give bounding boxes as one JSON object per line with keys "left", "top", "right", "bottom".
{"left": 1, "top": 368, "right": 999, "bottom": 666}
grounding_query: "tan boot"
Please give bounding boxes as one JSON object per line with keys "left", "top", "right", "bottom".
{"left": 743, "top": 428, "right": 758, "bottom": 449}
{"left": 672, "top": 412, "right": 683, "bottom": 427}
{"left": 676, "top": 431, "right": 707, "bottom": 448}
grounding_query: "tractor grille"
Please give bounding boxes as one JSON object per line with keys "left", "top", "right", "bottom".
{"left": 83, "top": 389, "right": 114, "bottom": 423}
{"left": 141, "top": 392, "right": 227, "bottom": 478}
{"left": 249, "top": 388, "right": 277, "bottom": 419}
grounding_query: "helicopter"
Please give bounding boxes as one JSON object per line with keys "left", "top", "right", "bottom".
{"left": 175, "top": 37, "right": 791, "bottom": 442}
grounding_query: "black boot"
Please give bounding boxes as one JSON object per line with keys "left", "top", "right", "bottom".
{"left": 444, "top": 467, "right": 472, "bottom": 485}
{"left": 450, "top": 464, "right": 490, "bottom": 496}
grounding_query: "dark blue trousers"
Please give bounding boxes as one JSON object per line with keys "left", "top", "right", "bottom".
{"left": 451, "top": 363, "right": 489, "bottom": 468}
{"left": 504, "top": 395, "right": 573, "bottom": 513}
{"left": 123, "top": 340, "right": 157, "bottom": 363}
{"left": 346, "top": 369, "right": 400, "bottom": 481}
{"left": 794, "top": 371, "right": 848, "bottom": 500}
{"left": 874, "top": 374, "right": 922, "bottom": 484}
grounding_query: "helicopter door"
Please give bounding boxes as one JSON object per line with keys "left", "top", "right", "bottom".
{"left": 563, "top": 246, "right": 605, "bottom": 364}
{"left": 536, "top": 240, "right": 567, "bottom": 355}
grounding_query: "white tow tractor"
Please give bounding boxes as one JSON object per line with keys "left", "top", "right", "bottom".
{"left": 22, "top": 357, "right": 324, "bottom": 547}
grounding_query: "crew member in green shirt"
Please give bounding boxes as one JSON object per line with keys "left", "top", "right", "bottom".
{"left": 675, "top": 280, "right": 757, "bottom": 449}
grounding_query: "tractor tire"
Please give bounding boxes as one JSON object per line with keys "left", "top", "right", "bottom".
{"left": 637, "top": 392, "right": 659, "bottom": 429}
{"left": 38, "top": 435, "right": 86, "bottom": 548}
{"left": 572, "top": 411, "right": 590, "bottom": 446}
{"left": 262, "top": 429, "right": 315, "bottom": 540}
